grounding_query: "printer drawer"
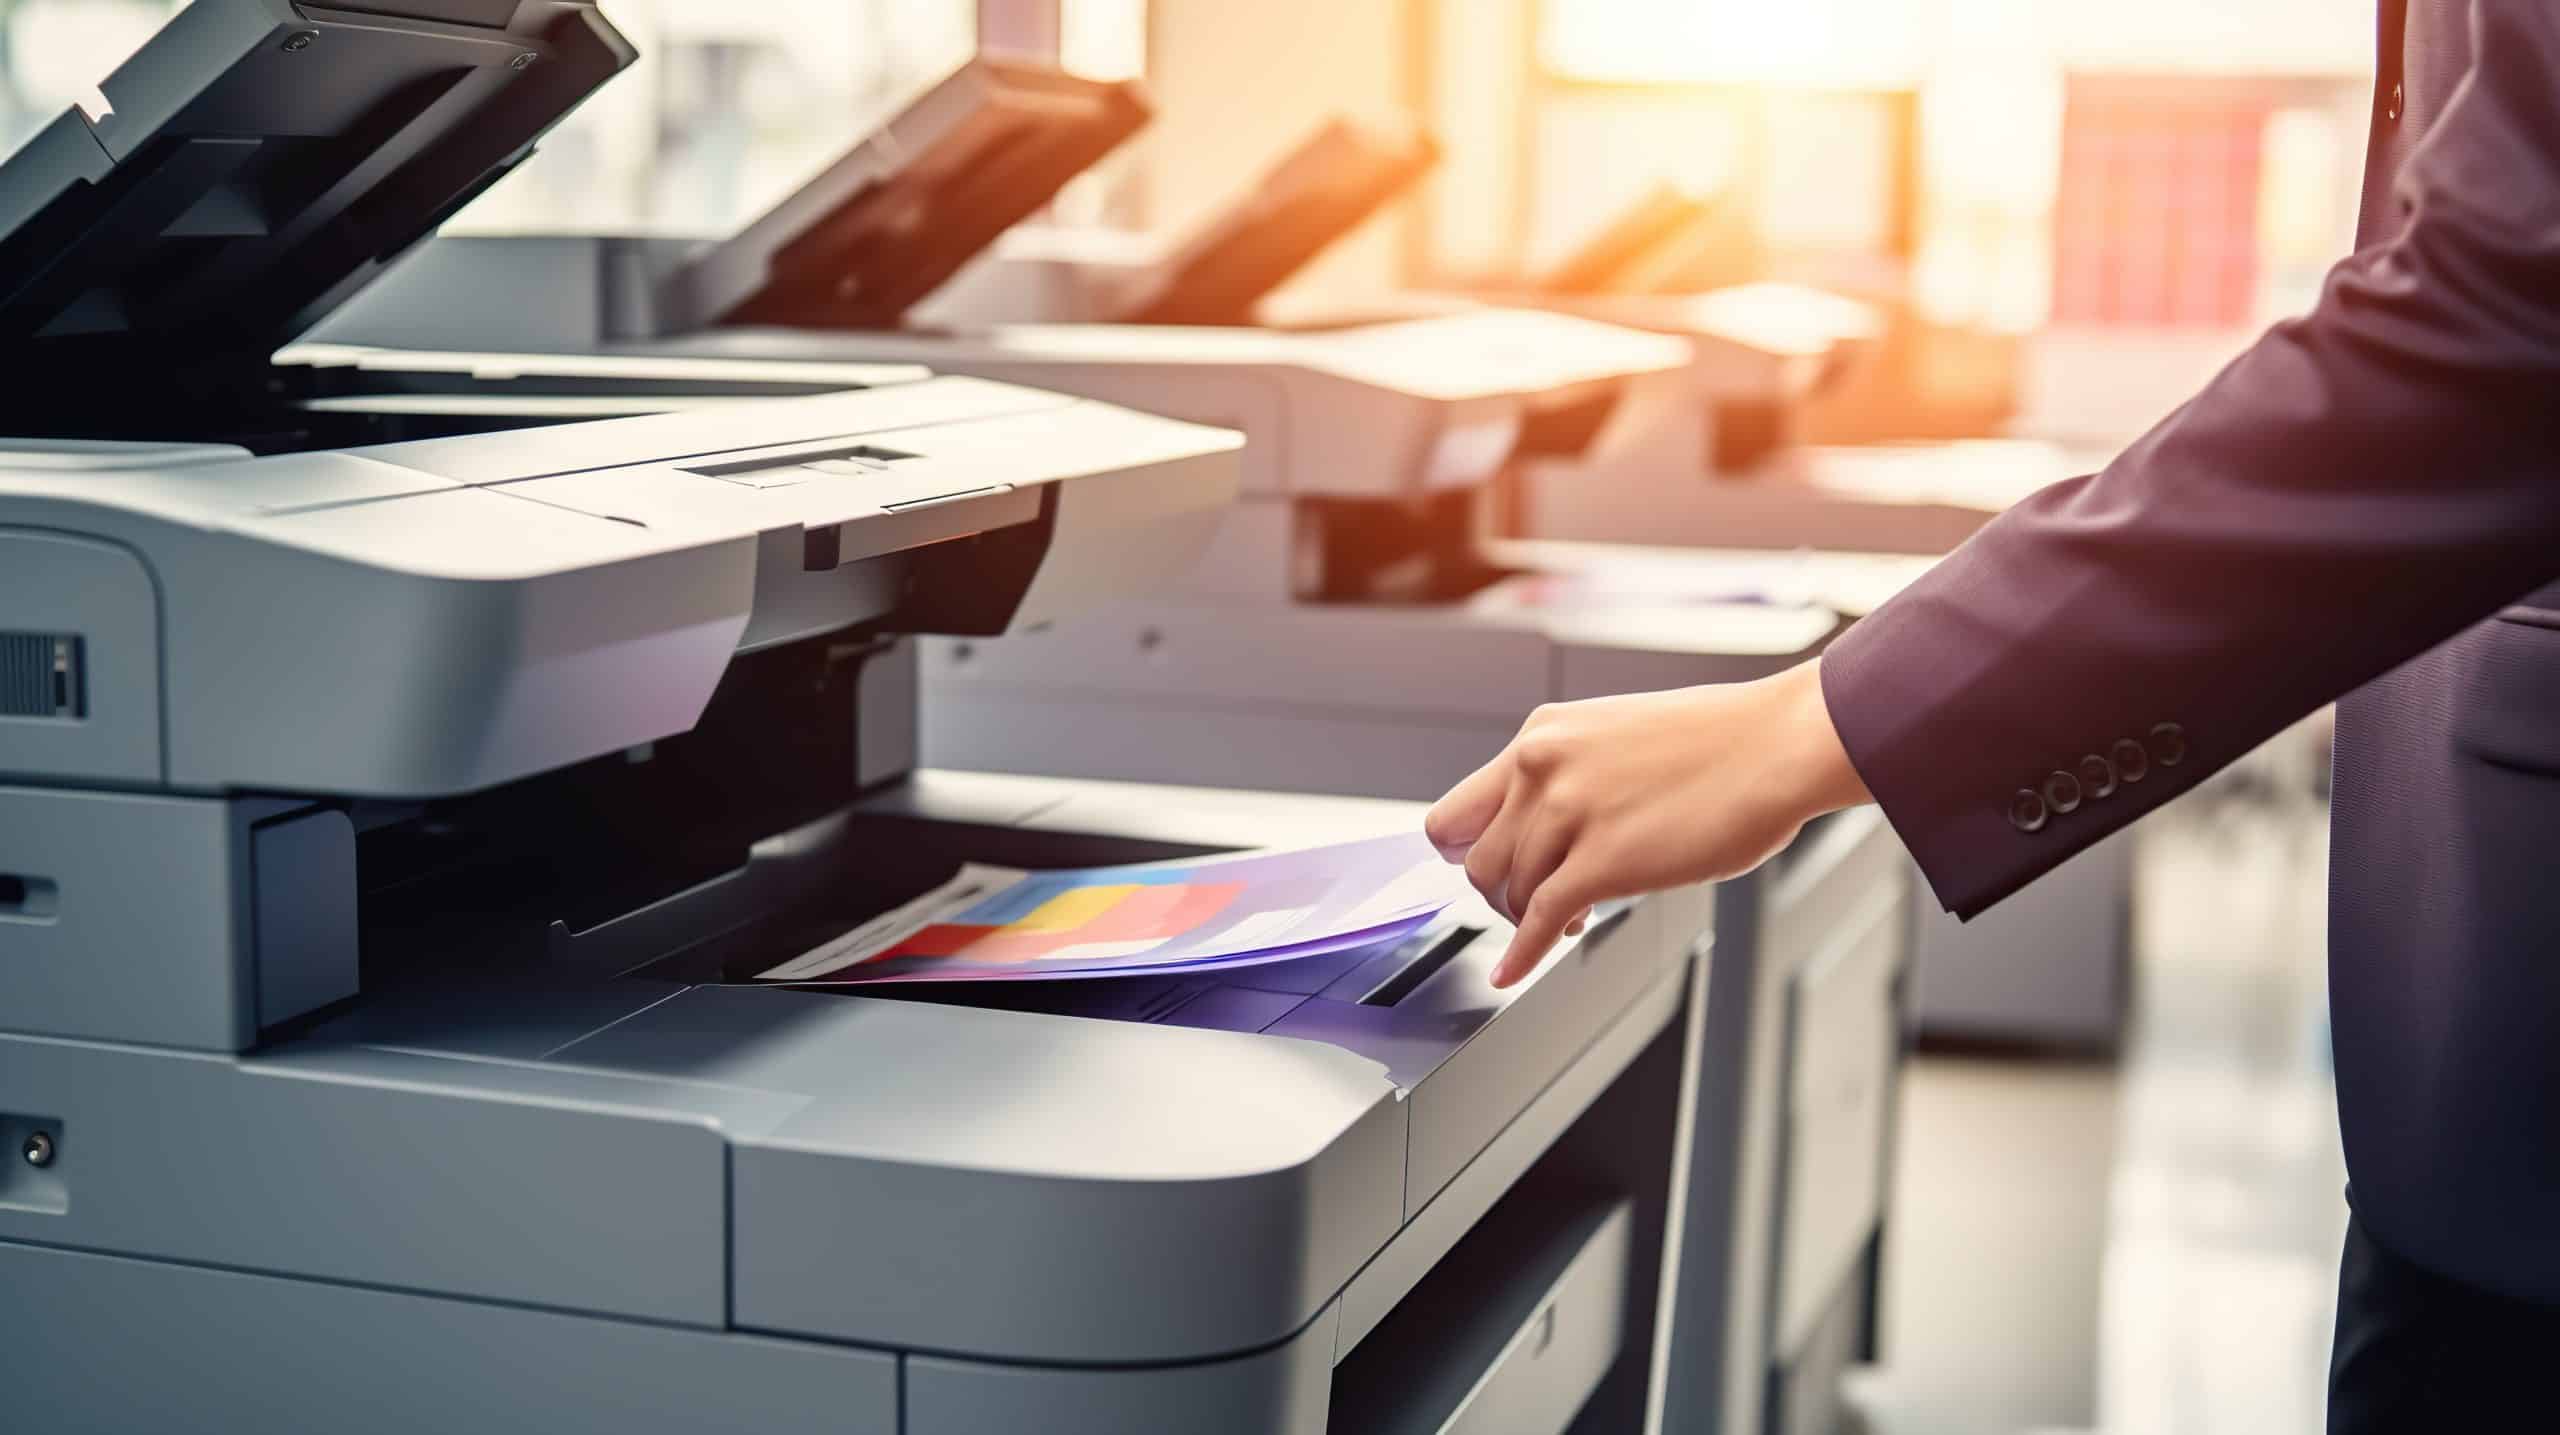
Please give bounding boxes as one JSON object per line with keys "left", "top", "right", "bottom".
{"left": 1771, "top": 886, "right": 1902, "bottom": 1356}
{"left": 1331, "top": 1189, "right": 1633, "bottom": 1435}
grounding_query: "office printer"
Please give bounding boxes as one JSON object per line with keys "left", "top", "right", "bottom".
{"left": 923, "top": 159, "right": 1883, "bottom": 479}
{"left": 1479, "top": 185, "right": 1886, "bottom": 478}
{"left": 0, "top": 7, "right": 1741, "bottom": 1433}
{"left": 318, "top": 51, "right": 1913, "bottom": 1435}
{"left": 2, "top": 408, "right": 1735, "bottom": 1435}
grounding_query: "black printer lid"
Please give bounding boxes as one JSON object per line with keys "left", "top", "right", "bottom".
{"left": 0, "top": 0, "right": 635, "bottom": 375}
{"left": 667, "top": 57, "right": 1151, "bottom": 334}
{"left": 1112, "top": 118, "right": 1439, "bottom": 328}
{"left": 1535, "top": 183, "right": 1730, "bottom": 297}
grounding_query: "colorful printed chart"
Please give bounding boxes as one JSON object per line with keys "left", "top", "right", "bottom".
{"left": 753, "top": 832, "right": 1456, "bottom": 985}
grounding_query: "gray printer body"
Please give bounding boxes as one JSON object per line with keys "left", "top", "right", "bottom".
{"left": 327, "top": 223, "right": 1913, "bottom": 1435}
{"left": 0, "top": 7, "right": 1754, "bottom": 1433}
{"left": 0, "top": 406, "right": 1722, "bottom": 1434}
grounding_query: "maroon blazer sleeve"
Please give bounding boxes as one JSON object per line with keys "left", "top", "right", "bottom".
{"left": 1819, "top": 0, "right": 2560, "bottom": 919}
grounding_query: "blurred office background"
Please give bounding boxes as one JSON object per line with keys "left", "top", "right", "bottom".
{"left": 3, "top": 2, "right": 2371, "bottom": 1430}
{"left": 0, "top": 0, "right": 2370, "bottom": 438}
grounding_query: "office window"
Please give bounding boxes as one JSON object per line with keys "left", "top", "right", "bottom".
{"left": 1518, "top": 0, "right": 2368, "bottom": 328}
{"left": 1540, "top": 0, "right": 2370, "bottom": 84}
{"left": 0, "top": 0, "right": 174, "bottom": 157}
{"left": 457, "top": 0, "right": 976, "bottom": 235}
{"left": 2052, "top": 78, "right": 2269, "bottom": 329}
{"left": 1541, "top": 0, "right": 1931, "bottom": 89}
{"left": 1060, "top": 0, "right": 1147, "bottom": 82}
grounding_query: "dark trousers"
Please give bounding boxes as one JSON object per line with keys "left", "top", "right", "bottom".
{"left": 2329, "top": 1214, "right": 2560, "bottom": 1432}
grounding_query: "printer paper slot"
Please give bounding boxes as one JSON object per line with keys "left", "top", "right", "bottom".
{"left": 1358, "top": 926, "right": 1483, "bottom": 1007}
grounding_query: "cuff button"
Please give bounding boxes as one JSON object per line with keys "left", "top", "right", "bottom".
{"left": 2149, "top": 721, "right": 2189, "bottom": 768}
{"left": 2009, "top": 788, "right": 2050, "bottom": 833}
{"left": 2079, "top": 753, "right": 2119, "bottom": 800}
{"left": 2043, "top": 769, "right": 2084, "bottom": 815}
{"left": 2111, "top": 736, "right": 2149, "bottom": 784}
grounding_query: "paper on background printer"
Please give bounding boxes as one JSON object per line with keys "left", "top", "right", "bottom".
{"left": 752, "top": 832, "right": 1456, "bottom": 984}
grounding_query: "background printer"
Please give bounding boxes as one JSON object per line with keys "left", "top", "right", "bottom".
{"left": 0, "top": 5, "right": 1738, "bottom": 1433}
{"left": 321, "top": 51, "right": 1917, "bottom": 1435}
{"left": 922, "top": 127, "right": 1883, "bottom": 484}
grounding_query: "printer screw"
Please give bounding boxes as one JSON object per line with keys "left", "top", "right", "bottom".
{"left": 20, "top": 1131, "right": 52, "bottom": 1168}
{"left": 511, "top": 52, "right": 539, "bottom": 71}
{"left": 281, "top": 30, "right": 317, "bottom": 53}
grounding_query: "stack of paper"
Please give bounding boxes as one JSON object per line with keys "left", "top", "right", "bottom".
{"left": 752, "top": 833, "right": 1455, "bottom": 985}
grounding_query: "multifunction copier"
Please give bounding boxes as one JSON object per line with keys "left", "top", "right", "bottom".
{"left": 3, "top": 7, "right": 1737, "bottom": 1434}
{"left": 920, "top": 157, "right": 1880, "bottom": 489}
{"left": 328, "top": 55, "right": 1915, "bottom": 1435}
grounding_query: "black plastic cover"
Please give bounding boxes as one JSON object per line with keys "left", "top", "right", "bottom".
{"left": 1112, "top": 118, "right": 1439, "bottom": 327}
{"left": 0, "top": 0, "right": 635, "bottom": 376}
{"left": 1536, "top": 183, "right": 1730, "bottom": 297}
{"left": 669, "top": 58, "right": 1150, "bottom": 333}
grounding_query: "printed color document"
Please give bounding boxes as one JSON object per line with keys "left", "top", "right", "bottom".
{"left": 753, "top": 832, "right": 1455, "bottom": 985}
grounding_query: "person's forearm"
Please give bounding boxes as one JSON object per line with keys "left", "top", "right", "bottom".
{"left": 1787, "top": 656, "right": 1874, "bottom": 817}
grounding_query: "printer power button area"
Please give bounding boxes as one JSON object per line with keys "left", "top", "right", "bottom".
{"left": 0, "top": 1115, "right": 67, "bottom": 1215}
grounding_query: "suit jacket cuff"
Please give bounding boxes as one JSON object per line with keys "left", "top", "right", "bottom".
{"left": 1820, "top": 602, "right": 2075, "bottom": 921}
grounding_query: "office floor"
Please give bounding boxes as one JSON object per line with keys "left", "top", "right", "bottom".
{"left": 1846, "top": 760, "right": 2347, "bottom": 1435}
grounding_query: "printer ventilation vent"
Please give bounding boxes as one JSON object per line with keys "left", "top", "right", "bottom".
{"left": 0, "top": 634, "right": 82, "bottom": 719}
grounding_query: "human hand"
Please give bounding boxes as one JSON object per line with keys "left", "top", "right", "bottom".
{"left": 1424, "top": 660, "right": 1872, "bottom": 987}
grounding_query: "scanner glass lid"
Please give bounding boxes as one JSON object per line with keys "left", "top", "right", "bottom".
{"left": 1114, "top": 118, "right": 1441, "bottom": 328}
{"left": 0, "top": 0, "right": 635, "bottom": 370}
{"left": 692, "top": 58, "right": 1152, "bottom": 332}
{"left": 1537, "top": 183, "right": 1730, "bottom": 298}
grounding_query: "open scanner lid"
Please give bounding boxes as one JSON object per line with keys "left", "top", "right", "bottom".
{"left": 1111, "top": 118, "right": 1439, "bottom": 328}
{"left": 0, "top": 0, "right": 634, "bottom": 382}
{"left": 1536, "top": 183, "right": 1733, "bottom": 297}
{"left": 662, "top": 58, "right": 1150, "bottom": 335}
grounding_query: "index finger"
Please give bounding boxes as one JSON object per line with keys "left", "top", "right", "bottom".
{"left": 1492, "top": 867, "right": 1593, "bottom": 988}
{"left": 1425, "top": 749, "right": 1513, "bottom": 859}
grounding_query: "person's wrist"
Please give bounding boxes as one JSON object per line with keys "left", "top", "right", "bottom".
{"left": 1774, "top": 657, "right": 1872, "bottom": 817}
